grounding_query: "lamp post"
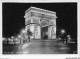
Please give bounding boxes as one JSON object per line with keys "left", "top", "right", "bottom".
{"left": 11, "top": 36, "right": 14, "bottom": 39}
{"left": 61, "top": 29, "right": 65, "bottom": 34}
{"left": 60, "top": 29, "right": 66, "bottom": 43}
{"left": 67, "top": 34, "right": 71, "bottom": 43}
{"left": 18, "top": 35, "right": 22, "bottom": 44}
{"left": 11, "top": 36, "right": 14, "bottom": 44}
{"left": 67, "top": 35, "right": 71, "bottom": 38}
{"left": 21, "top": 29, "right": 26, "bottom": 43}
{"left": 22, "top": 29, "right": 25, "bottom": 34}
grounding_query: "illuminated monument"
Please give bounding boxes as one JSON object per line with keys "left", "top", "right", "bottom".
{"left": 24, "top": 6, "right": 57, "bottom": 39}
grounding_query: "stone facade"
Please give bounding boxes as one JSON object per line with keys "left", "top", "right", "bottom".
{"left": 24, "top": 6, "right": 57, "bottom": 39}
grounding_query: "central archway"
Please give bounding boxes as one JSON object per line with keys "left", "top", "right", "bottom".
{"left": 41, "top": 26, "right": 48, "bottom": 39}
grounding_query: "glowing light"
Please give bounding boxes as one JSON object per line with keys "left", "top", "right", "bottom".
{"left": 20, "top": 29, "right": 26, "bottom": 34}
{"left": 68, "top": 37, "right": 71, "bottom": 39}
{"left": 8, "top": 38, "right": 11, "bottom": 40}
{"left": 22, "top": 30, "right": 25, "bottom": 33}
{"left": 61, "top": 29, "right": 65, "bottom": 34}
{"left": 58, "top": 38, "right": 61, "bottom": 40}
{"left": 2, "top": 37, "right": 6, "bottom": 41}
{"left": 18, "top": 35, "right": 21, "bottom": 38}
{"left": 67, "top": 35, "right": 71, "bottom": 38}
{"left": 11, "top": 36, "right": 14, "bottom": 39}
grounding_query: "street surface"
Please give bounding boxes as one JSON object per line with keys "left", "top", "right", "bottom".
{"left": 17, "top": 39, "right": 70, "bottom": 54}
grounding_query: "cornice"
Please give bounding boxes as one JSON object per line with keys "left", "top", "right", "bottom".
{"left": 25, "top": 6, "right": 56, "bottom": 15}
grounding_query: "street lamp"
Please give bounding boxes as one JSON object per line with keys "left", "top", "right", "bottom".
{"left": 22, "top": 29, "right": 25, "bottom": 34}
{"left": 18, "top": 34, "right": 22, "bottom": 44}
{"left": 67, "top": 34, "right": 71, "bottom": 38}
{"left": 67, "top": 34, "right": 71, "bottom": 43}
{"left": 60, "top": 29, "right": 66, "bottom": 43}
{"left": 2, "top": 37, "right": 6, "bottom": 41}
{"left": 11, "top": 36, "right": 14, "bottom": 39}
{"left": 18, "top": 35, "right": 21, "bottom": 38}
{"left": 11, "top": 36, "right": 14, "bottom": 41}
{"left": 20, "top": 29, "right": 26, "bottom": 34}
{"left": 11, "top": 36, "right": 15, "bottom": 44}
{"left": 61, "top": 29, "right": 65, "bottom": 34}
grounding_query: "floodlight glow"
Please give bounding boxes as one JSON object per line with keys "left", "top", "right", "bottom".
{"left": 30, "top": 25, "right": 34, "bottom": 32}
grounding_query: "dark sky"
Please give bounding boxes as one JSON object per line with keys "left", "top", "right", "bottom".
{"left": 2, "top": 3, "right": 77, "bottom": 38}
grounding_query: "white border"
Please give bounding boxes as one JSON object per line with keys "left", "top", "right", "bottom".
{"left": 0, "top": 0, "right": 80, "bottom": 59}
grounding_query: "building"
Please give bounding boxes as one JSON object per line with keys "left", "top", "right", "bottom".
{"left": 24, "top": 6, "right": 57, "bottom": 39}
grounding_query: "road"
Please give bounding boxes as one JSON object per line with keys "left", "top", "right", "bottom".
{"left": 17, "top": 39, "right": 70, "bottom": 54}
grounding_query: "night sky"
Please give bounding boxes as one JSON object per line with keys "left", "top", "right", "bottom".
{"left": 2, "top": 3, "right": 77, "bottom": 38}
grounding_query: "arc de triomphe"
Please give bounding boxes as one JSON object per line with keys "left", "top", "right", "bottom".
{"left": 24, "top": 6, "right": 57, "bottom": 39}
